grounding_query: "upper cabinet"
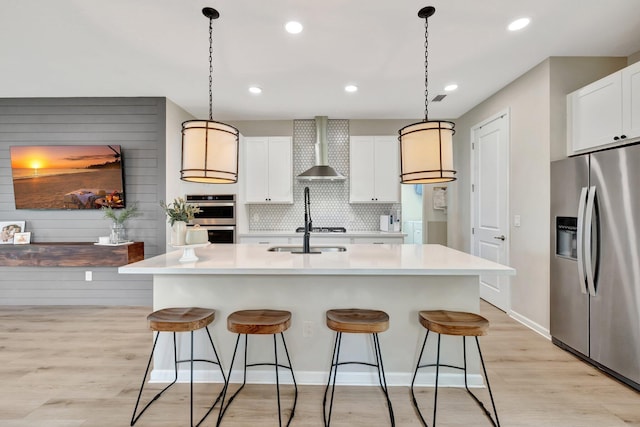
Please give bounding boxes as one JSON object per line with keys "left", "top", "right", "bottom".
{"left": 567, "top": 61, "right": 640, "bottom": 155}
{"left": 244, "top": 137, "right": 293, "bottom": 204}
{"left": 622, "top": 62, "right": 640, "bottom": 141}
{"left": 349, "top": 136, "right": 400, "bottom": 203}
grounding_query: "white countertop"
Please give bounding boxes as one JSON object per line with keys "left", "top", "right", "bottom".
{"left": 238, "top": 231, "right": 405, "bottom": 238}
{"left": 119, "top": 244, "right": 515, "bottom": 276}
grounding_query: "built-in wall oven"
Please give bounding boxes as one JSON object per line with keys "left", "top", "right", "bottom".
{"left": 186, "top": 194, "right": 236, "bottom": 244}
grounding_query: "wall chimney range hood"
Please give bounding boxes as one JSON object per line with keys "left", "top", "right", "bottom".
{"left": 297, "top": 116, "right": 346, "bottom": 181}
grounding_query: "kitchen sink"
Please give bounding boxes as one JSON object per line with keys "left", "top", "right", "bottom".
{"left": 267, "top": 246, "right": 347, "bottom": 253}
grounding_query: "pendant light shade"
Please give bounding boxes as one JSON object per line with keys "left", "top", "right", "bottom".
{"left": 399, "top": 6, "right": 456, "bottom": 184}
{"left": 180, "top": 7, "right": 239, "bottom": 184}
{"left": 181, "top": 119, "right": 239, "bottom": 183}
{"left": 399, "top": 120, "right": 455, "bottom": 183}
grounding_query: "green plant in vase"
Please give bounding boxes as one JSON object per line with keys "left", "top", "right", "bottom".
{"left": 160, "top": 197, "right": 201, "bottom": 245}
{"left": 102, "top": 203, "right": 141, "bottom": 243}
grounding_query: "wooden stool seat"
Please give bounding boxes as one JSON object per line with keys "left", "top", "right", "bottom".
{"left": 326, "top": 308, "right": 389, "bottom": 334}
{"left": 147, "top": 307, "right": 215, "bottom": 332}
{"left": 418, "top": 310, "right": 489, "bottom": 336}
{"left": 227, "top": 309, "right": 291, "bottom": 335}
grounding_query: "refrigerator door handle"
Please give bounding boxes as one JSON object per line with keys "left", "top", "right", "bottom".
{"left": 584, "top": 185, "right": 597, "bottom": 297}
{"left": 576, "top": 187, "right": 588, "bottom": 294}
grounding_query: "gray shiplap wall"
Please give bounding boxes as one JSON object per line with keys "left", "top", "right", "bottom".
{"left": 0, "top": 97, "right": 167, "bottom": 305}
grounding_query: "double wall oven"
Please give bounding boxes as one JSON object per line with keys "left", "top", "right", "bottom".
{"left": 186, "top": 194, "right": 236, "bottom": 244}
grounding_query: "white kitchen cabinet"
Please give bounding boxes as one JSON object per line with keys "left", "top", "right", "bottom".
{"left": 622, "top": 61, "right": 640, "bottom": 141}
{"left": 568, "top": 61, "right": 640, "bottom": 155}
{"left": 349, "top": 136, "right": 400, "bottom": 203}
{"left": 244, "top": 137, "right": 292, "bottom": 203}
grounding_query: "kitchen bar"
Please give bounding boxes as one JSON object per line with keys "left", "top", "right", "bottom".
{"left": 119, "top": 243, "right": 515, "bottom": 386}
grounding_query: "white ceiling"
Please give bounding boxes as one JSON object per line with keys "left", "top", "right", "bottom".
{"left": 2, "top": 0, "right": 640, "bottom": 121}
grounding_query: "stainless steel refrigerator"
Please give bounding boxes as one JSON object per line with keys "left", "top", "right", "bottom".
{"left": 551, "top": 143, "right": 640, "bottom": 390}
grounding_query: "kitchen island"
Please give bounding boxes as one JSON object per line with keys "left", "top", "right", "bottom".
{"left": 119, "top": 243, "right": 515, "bottom": 386}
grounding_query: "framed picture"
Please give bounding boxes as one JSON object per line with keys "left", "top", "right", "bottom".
{"left": 13, "top": 232, "right": 31, "bottom": 245}
{"left": 0, "top": 221, "right": 26, "bottom": 244}
{"left": 433, "top": 186, "right": 447, "bottom": 210}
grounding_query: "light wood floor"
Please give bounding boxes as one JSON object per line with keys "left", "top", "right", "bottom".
{"left": 1, "top": 302, "right": 638, "bottom": 426}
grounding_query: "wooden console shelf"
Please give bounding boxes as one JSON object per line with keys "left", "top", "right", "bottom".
{"left": 0, "top": 242, "right": 144, "bottom": 267}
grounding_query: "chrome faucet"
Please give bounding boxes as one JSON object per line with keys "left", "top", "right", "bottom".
{"left": 303, "top": 186, "right": 312, "bottom": 253}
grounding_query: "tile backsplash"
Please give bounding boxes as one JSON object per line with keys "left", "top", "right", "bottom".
{"left": 248, "top": 119, "right": 400, "bottom": 231}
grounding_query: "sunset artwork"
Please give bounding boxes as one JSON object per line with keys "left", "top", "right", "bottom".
{"left": 10, "top": 145, "right": 125, "bottom": 210}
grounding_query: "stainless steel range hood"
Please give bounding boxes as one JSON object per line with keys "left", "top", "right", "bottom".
{"left": 297, "top": 116, "right": 346, "bottom": 181}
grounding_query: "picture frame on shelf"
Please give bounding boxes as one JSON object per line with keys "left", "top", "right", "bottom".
{"left": 0, "top": 221, "right": 26, "bottom": 244}
{"left": 13, "top": 232, "right": 31, "bottom": 245}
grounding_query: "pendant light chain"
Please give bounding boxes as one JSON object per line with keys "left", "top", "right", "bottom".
{"left": 208, "top": 15, "right": 214, "bottom": 121}
{"left": 424, "top": 15, "right": 429, "bottom": 122}
{"left": 181, "top": 7, "right": 239, "bottom": 185}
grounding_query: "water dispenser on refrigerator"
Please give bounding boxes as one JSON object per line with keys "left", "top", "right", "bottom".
{"left": 556, "top": 217, "right": 577, "bottom": 259}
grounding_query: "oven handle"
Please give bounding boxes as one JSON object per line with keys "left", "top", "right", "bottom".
{"left": 192, "top": 225, "right": 236, "bottom": 231}
{"left": 193, "top": 202, "right": 236, "bottom": 207}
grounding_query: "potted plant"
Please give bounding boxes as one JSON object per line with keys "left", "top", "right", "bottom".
{"left": 160, "top": 197, "right": 201, "bottom": 245}
{"left": 102, "top": 203, "right": 141, "bottom": 243}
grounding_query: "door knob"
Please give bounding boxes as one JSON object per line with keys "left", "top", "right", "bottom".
{"left": 494, "top": 235, "right": 506, "bottom": 241}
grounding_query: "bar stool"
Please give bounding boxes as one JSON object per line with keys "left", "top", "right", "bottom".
{"left": 323, "top": 308, "right": 395, "bottom": 426}
{"left": 131, "top": 307, "right": 226, "bottom": 427}
{"left": 218, "top": 309, "right": 298, "bottom": 427}
{"left": 410, "top": 310, "right": 500, "bottom": 427}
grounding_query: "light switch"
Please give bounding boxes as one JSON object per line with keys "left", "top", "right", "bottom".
{"left": 514, "top": 215, "right": 521, "bottom": 227}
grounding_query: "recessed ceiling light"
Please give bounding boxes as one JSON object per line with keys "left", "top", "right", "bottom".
{"left": 344, "top": 85, "right": 358, "bottom": 93}
{"left": 249, "top": 86, "right": 262, "bottom": 94}
{"left": 508, "top": 17, "right": 530, "bottom": 31}
{"left": 285, "top": 21, "right": 303, "bottom": 34}
{"left": 444, "top": 84, "right": 458, "bottom": 91}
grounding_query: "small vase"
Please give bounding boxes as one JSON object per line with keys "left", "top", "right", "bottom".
{"left": 172, "top": 221, "right": 187, "bottom": 246}
{"left": 110, "top": 223, "right": 127, "bottom": 244}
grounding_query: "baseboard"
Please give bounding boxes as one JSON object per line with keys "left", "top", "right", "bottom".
{"left": 150, "top": 369, "right": 484, "bottom": 388}
{"left": 509, "top": 309, "right": 551, "bottom": 340}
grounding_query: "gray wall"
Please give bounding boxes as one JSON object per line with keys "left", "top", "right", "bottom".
{"left": 0, "top": 97, "right": 167, "bottom": 305}
{"left": 448, "top": 56, "right": 627, "bottom": 334}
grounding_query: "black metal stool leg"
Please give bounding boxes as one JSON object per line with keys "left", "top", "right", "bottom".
{"left": 411, "top": 332, "right": 500, "bottom": 427}
{"left": 410, "top": 330, "right": 430, "bottom": 426}
{"left": 194, "top": 326, "right": 226, "bottom": 427}
{"left": 131, "top": 332, "right": 178, "bottom": 426}
{"left": 456, "top": 336, "right": 500, "bottom": 427}
{"left": 279, "top": 332, "right": 298, "bottom": 427}
{"left": 190, "top": 330, "right": 194, "bottom": 426}
{"left": 273, "top": 333, "right": 282, "bottom": 427}
{"left": 217, "top": 334, "right": 245, "bottom": 425}
{"left": 218, "top": 332, "right": 297, "bottom": 427}
{"left": 373, "top": 333, "right": 395, "bottom": 426}
{"left": 323, "top": 331, "right": 342, "bottom": 426}
{"left": 475, "top": 337, "right": 500, "bottom": 427}
{"left": 433, "top": 333, "right": 442, "bottom": 426}
{"left": 324, "top": 331, "right": 394, "bottom": 426}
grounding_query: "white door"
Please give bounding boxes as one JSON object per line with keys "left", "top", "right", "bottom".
{"left": 471, "top": 111, "right": 510, "bottom": 311}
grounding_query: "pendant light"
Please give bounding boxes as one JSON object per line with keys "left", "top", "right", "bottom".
{"left": 181, "top": 7, "right": 239, "bottom": 184}
{"left": 399, "top": 6, "right": 456, "bottom": 184}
